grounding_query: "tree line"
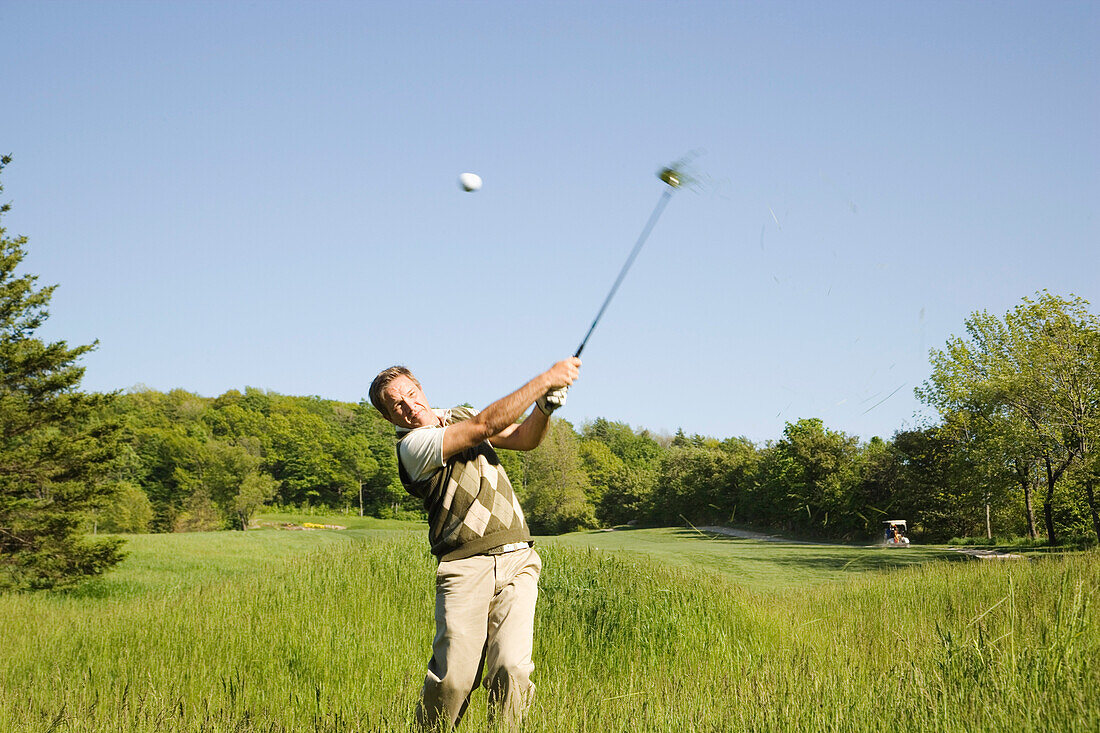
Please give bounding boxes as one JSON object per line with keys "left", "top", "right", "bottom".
{"left": 513, "top": 292, "right": 1099, "bottom": 548}
{"left": 92, "top": 287, "right": 1100, "bottom": 551}
{"left": 98, "top": 387, "right": 409, "bottom": 533}
{"left": 2, "top": 154, "right": 1098, "bottom": 590}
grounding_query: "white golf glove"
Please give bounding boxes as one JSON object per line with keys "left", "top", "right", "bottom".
{"left": 536, "top": 387, "right": 569, "bottom": 416}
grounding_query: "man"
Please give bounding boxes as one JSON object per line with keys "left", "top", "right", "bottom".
{"left": 369, "top": 357, "right": 581, "bottom": 730}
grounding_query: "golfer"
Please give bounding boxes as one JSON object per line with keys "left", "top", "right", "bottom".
{"left": 369, "top": 357, "right": 581, "bottom": 730}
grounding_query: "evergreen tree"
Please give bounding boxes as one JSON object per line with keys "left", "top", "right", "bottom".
{"left": 0, "top": 156, "right": 124, "bottom": 590}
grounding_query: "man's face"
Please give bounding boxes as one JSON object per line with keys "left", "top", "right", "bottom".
{"left": 380, "top": 375, "right": 437, "bottom": 429}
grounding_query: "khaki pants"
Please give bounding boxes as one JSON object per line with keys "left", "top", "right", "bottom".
{"left": 416, "top": 546, "right": 542, "bottom": 731}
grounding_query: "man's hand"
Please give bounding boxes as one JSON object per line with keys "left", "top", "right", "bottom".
{"left": 544, "top": 357, "right": 581, "bottom": 390}
{"left": 534, "top": 358, "right": 579, "bottom": 416}
{"left": 536, "top": 386, "right": 568, "bottom": 415}
{"left": 444, "top": 356, "right": 581, "bottom": 458}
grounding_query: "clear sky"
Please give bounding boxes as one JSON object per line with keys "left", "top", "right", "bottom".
{"left": 2, "top": 1, "right": 1097, "bottom": 443}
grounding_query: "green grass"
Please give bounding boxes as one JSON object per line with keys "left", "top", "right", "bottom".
{"left": 949, "top": 534, "right": 1097, "bottom": 554}
{"left": 252, "top": 512, "right": 426, "bottom": 532}
{"left": 1, "top": 518, "right": 1097, "bottom": 732}
{"left": 67, "top": 513, "right": 424, "bottom": 599}
{"left": 545, "top": 527, "right": 963, "bottom": 592}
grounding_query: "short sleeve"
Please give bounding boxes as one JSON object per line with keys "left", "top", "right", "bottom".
{"left": 398, "top": 426, "right": 446, "bottom": 482}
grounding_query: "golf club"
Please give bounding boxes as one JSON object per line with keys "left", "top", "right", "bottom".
{"left": 574, "top": 165, "right": 684, "bottom": 358}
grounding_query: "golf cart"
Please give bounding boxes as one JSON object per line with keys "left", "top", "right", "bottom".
{"left": 883, "top": 520, "right": 910, "bottom": 546}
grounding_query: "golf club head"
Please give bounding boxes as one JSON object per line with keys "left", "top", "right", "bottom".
{"left": 658, "top": 167, "right": 684, "bottom": 188}
{"left": 657, "top": 149, "right": 705, "bottom": 190}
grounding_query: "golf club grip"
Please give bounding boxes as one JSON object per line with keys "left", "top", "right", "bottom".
{"left": 573, "top": 188, "right": 673, "bottom": 358}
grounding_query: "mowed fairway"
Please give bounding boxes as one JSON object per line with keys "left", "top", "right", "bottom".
{"left": 547, "top": 527, "right": 960, "bottom": 591}
{"left": 2, "top": 517, "right": 1097, "bottom": 732}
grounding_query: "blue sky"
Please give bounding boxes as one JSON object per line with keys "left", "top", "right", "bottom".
{"left": 2, "top": 1, "right": 1097, "bottom": 442}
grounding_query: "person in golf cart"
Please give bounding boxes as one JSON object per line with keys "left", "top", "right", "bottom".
{"left": 884, "top": 520, "right": 910, "bottom": 545}
{"left": 369, "top": 358, "right": 580, "bottom": 731}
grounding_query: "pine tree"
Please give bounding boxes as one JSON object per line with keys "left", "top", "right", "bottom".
{"left": 0, "top": 156, "right": 125, "bottom": 591}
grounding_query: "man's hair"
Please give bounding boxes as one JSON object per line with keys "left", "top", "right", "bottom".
{"left": 369, "top": 365, "right": 420, "bottom": 420}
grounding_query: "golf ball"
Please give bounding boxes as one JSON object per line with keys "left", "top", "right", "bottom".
{"left": 458, "top": 172, "right": 482, "bottom": 192}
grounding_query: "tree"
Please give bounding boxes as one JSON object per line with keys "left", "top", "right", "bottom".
{"left": 750, "top": 419, "right": 863, "bottom": 538}
{"left": 93, "top": 481, "right": 153, "bottom": 534}
{"left": 886, "top": 427, "right": 984, "bottom": 542}
{"left": 172, "top": 489, "right": 223, "bottom": 532}
{"left": 137, "top": 424, "right": 207, "bottom": 529}
{"left": 649, "top": 444, "right": 731, "bottom": 525}
{"left": 204, "top": 438, "right": 277, "bottom": 530}
{"left": 517, "top": 419, "right": 596, "bottom": 533}
{"left": 581, "top": 418, "right": 662, "bottom": 466}
{"left": 580, "top": 418, "right": 662, "bottom": 525}
{"left": 596, "top": 462, "right": 656, "bottom": 526}
{"left": 577, "top": 439, "right": 623, "bottom": 510}
{"left": 0, "top": 156, "right": 125, "bottom": 590}
{"left": 919, "top": 294, "right": 1100, "bottom": 543}
{"left": 334, "top": 434, "right": 379, "bottom": 516}
{"left": 232, "top": 469, "right": 278, "bottom": 530}
{"left": 854, "top": 435, "right": 897, "bottom": 535}
{"left": 89, "top": 441, "right": 153, "bottom": 534}
{"left": 939, "top": 408, "right": 1034, "bottom": 539}
{"left": 641, "top": 434, "right": 757, "bottom": 526}
{"left": 264, "top": 409, "right": 344, "bottom": 506}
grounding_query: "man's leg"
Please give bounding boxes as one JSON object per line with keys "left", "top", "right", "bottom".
{"left": 417, "top": 555, "right": 495, "bottom": 731}
{"left": 483, "top": 547, "right": 542, "bottom": 730}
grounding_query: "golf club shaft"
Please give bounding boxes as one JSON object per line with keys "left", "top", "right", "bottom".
{"left": 575, "top": 187, "right": 674, "bottom": 358}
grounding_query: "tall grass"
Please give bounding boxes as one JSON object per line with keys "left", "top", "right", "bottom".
{"left": 1, "top": 532, "right": 1096, "bottom": 732}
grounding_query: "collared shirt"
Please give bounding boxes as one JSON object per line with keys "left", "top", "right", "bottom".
{"left": 395, "top": 407, "right": 462, "bottom": 482}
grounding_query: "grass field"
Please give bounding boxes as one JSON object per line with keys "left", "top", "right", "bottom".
{"left": 1, "top": 514, "right": 1096, "bottom": 732}
{"left": 67, "top": 515, "right": 425, "bottom": 599}
{"left": 550, "top": 527, "right": 963, "bottom": 592}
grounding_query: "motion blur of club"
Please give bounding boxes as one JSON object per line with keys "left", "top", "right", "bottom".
{"left": 573, "top": 151, "right": 705, "bottom": 359}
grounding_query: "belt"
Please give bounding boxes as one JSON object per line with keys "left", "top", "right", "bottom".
{"left": 483, "top": 541, "right": 531, "bottom": 556}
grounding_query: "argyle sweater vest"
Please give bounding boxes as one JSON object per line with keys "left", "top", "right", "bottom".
{"left": 396, "top": 406, "right": 531, "bottom": 561}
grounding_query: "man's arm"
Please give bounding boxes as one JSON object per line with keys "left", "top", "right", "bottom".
{"left": 441, "top": 358, "right": 579, "bottom": 461}
{"left": 489, "top": 407, "right": 550, "bottom": 452}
